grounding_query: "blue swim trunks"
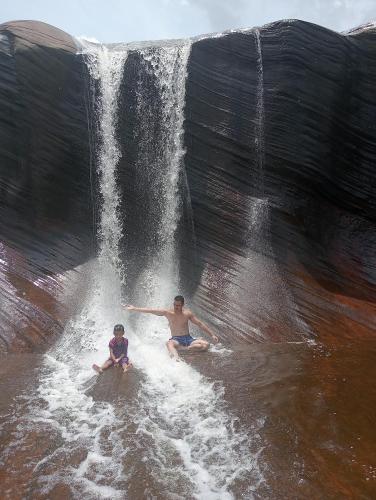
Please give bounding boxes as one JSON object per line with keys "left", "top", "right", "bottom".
{"left": 170, "top": 335, "right": 196, "bottom": 347}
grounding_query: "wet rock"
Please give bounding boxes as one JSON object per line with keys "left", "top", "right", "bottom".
{"left": 184, "top": 21, "right": 376, "bottom": 340}
{"left": 0, "top": 20, "right": 93, "bottom": 274}
{"left": 1, "top": 19, "right": 376, "bottom": 350}
{"left": 0, "top": 21, "right": 93, "bottom": 352}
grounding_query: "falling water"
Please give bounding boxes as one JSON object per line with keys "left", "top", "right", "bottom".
{"left": 244, "top": 28, "right": 310, "bottom": 340}
{"left": 87, "top": 44, "right": 127, "bottom": 312}
{"left": 14, "top": 39, "right": 265, "bottom": 499}
{"left": 125, "top": 41, "right": 264, "bottom": 499}
{"left": 24, "top": 42, "right": 131, "bottom": 497}
{"left": 133, "top": 42, "right": 191, "bottom": 305}
{"left": 254, "top": 28, "right": 264, "bottom": 193}
{"left": 57, "top": 41, "right": 129, "bottom": 350}
{"left": 247, "top": 28, "right": 267, "bottom": 241}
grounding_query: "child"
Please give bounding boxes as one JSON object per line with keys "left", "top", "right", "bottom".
{"left": 93, "top": 324, "right": 132, "bottom": 374}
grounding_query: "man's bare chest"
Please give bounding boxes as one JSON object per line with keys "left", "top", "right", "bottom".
{"left": 167, "top": 313, "right": 189, "bottom": 329}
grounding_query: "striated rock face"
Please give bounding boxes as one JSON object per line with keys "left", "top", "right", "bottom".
{"left": 0, "top": 21, "right": 93, "bottom": 352}
{"left": 184, "top": 21, "right": 376, "bottom": 341}
{"left": 0, "top": 19, "right": 375, "bottom": 351}
{"left": 0, "top": 21, "right": 93, "bottom": 272}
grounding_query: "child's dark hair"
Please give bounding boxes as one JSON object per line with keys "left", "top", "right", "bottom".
{"left": 174, "top": 295, "right": 184, "bottom": 304}
{"left": 113, "top": 324, "right": 125, "bottom": 333}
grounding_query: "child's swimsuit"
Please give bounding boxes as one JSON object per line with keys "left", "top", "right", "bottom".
{"left": 170, "top": 334, "right": 196, "bottom": 347}
{"left": 109, "top": 337, "right": 129, "bottom": 366}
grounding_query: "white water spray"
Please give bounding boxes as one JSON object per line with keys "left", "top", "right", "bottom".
{"left": 246, "top": 29, "right": 268, "bottom": 242}
{"left": 29, "top": 39, "right": 263, "bottom": 499}
{"left": 134, "top": 42, "right": 191, "bottom": 306}
{"left": 29, "top": 42, "right": 130, "bottom": 498}
{"left": 127, "top": 41, "right": 264, "bottom": 499}
{"left": 254, "top": 28, "right": 264, "bottom": 190}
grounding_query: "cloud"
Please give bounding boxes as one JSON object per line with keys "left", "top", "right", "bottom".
{"left": 185, "top": 0, "right": 376, "bottom": 33}
{"left": 1, "top": 0, "right": 376, "bottom": 42}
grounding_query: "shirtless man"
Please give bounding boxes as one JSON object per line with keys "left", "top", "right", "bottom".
{"left": 125, "top": 295, "right": 218, "bottom": 360}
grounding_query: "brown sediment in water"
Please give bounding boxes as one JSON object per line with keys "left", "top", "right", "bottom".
{"left": 193, "top": 340, "right": 376, "bottom": 498}
{"left": 1, "top": 242, "right": 375, "bottom": 497}
{"left": 288, "top": 263, "right": 376, "bottom": 344}
{"left": 291, "top": 340, "right": 376, "bottom": 499}
{"left": 1, "top": 342, "right": 375, "bottom": 498}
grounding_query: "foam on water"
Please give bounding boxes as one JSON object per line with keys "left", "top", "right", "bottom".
{"left": 31, "top": 41, "right": 130, "bottom": 496}
{"left": 29, "top": 39, "right": 265, "bottom": 498}
{"left": 130, "top": 331, "right": 264, "bottom": 498}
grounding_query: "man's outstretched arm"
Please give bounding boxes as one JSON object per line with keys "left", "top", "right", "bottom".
{"left": 125, "top": 305, "right": 167, "bottom": 317}
{"left": 189, "top": 313, "right": 219, "bottom": 343}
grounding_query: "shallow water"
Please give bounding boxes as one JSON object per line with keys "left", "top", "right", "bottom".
{"left": 1, "top": 338, "right": 375, "bottom": 499}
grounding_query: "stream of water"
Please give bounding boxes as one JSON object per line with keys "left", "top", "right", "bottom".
{"left": 4, "top": 40, "right": 265, "bottom": 499}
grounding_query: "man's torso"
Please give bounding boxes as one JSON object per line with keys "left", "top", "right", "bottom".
{"left": 166, "top": 310, "right": 191, "bottom": 336}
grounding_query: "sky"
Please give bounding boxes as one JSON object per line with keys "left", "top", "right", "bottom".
{"left": 1, "top": 0, "right": 376, "bottom": 43}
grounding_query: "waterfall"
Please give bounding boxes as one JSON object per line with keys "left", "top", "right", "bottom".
{"left": 84, "top": 44, "right": 128, "bottom": 327}
{"left": 28, "top": 42, "right": 132, "bottom": 497}
{"left": 26, "top": 39, "right": 263, "bottom": 499}
{"left": 132, "top": 42, "right": 191, "bottom": 306}
{"left": 91, "top": 46, "right": 127, "bottom": 289}
{"left": 57, "top": 41, "right": 129, "bottom": 350}
{"left": 247, "top": 28, "right": 268, "bottom": 240}
{"left": 254, "top": 28, "right": 265, "bottom": 194}
{"left": 125, "top": 41, "right": 263, "bottom": 499}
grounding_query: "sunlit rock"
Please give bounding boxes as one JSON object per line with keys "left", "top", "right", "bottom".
{"left": 1, "top": 19, "right": 376, "bottom": 352}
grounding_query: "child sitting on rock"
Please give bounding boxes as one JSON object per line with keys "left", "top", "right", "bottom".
{"left": 93, "top": 324, "right": 132, "bottom": 374}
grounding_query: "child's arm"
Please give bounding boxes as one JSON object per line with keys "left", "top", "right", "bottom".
{"left": 110, "top": 348, "right": 126, "bottom": 363}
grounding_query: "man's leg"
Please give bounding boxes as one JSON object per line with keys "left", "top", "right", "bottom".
{"left": 166, "top": 339, "right": 181, "bottom": 360}
{"left": 188, "top": 338, "right": 209, "bottom": 352}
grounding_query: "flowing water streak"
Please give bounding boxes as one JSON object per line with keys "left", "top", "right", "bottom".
{"left": 89, "top": 43, "right": 127, "bottom": 307}
{"left": 254, "top": 28, "right": 264, "bottom": 194}
{"left": 247, "top": 29, "right": 267, "bottom": 241}
{"left": 126, "top": 41, "right": 264, "bottom": 498}
{"left": 29, "top": 43, "right": 130, "bottom": 498}
{"left": 135, "top": 42, "right": 191, "bottom": 304}
{"left": 245, "top": 29, "right": 312, "bottom": 339}
{"left": 27, "top": 39, "right": 264, "bottom": 498}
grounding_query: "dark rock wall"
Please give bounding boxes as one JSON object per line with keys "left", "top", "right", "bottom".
{"left": 0, "top": 21, "right": 93, "bottom": 352}
{"left": 1, "top": 19, "right": 375, "bottom": 351}
{"left": 185, "top": 22, "right": 376, "bottom": 340}
{"left": 261, "top": 21, "right": 376, "bottom": 292}
{"left": 0, "top": 21, "right": 93, "bottom": 274}
{"left": 261, "top": 21, "right": 376, "bottom": 338}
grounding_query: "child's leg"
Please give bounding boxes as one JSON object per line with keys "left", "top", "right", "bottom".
{"left": 120, "top": 357, "right": 132, "bottom": 372}
{"left": 101, "top": 359, "right": 114, "bottom": 371}
{"left": 93, "top": 359, "right": 113, "bottom": 373}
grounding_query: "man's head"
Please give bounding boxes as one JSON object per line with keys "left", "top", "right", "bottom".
{"left": 113, "top": 324, "right": 125, "bottom": 338}
{"left": 173, "top": 295, "right": 184, "bottom": 313}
